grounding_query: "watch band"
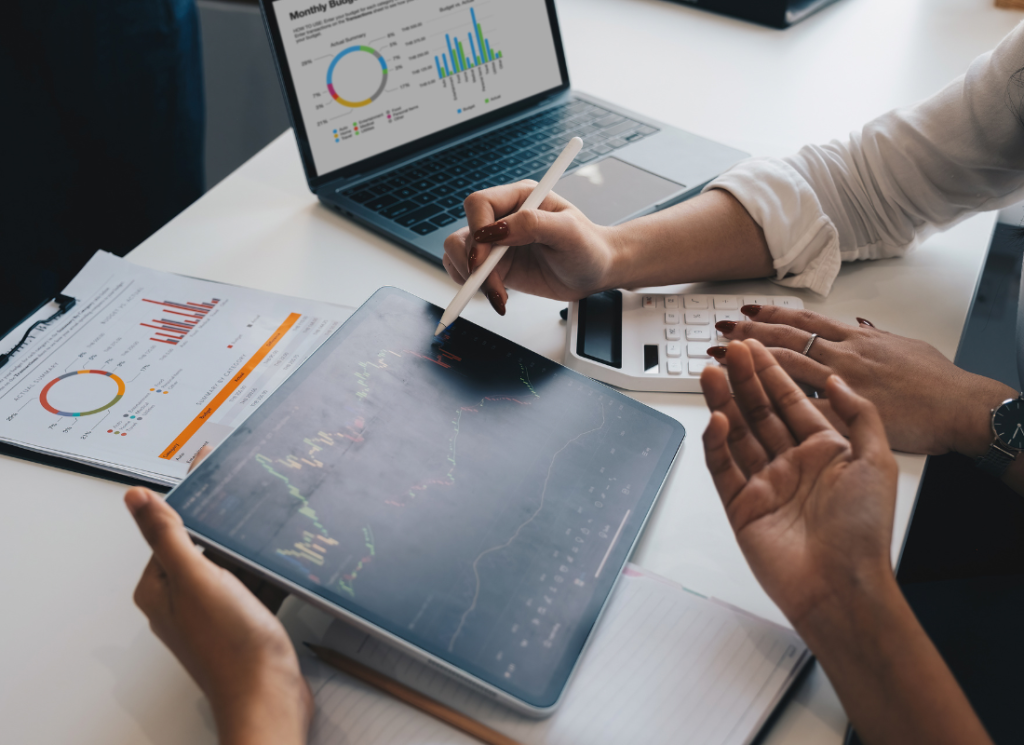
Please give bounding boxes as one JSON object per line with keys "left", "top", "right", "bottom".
{"left": 977, "top": 441, "right": 1019, "bottom": 478}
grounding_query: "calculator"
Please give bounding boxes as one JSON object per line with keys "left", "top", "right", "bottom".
{"left": 563, "top": 289, "right": 804, "bottom": 393}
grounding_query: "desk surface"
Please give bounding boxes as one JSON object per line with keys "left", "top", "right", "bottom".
{"left": 2, "top": 1, "right": 1020, "bottom": 743}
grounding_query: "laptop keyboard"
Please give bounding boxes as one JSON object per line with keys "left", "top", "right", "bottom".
{"left": 340, "top": 99, "right": 660, "bottom": 236}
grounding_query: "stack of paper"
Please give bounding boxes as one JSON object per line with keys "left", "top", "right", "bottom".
{"left": 280, "top": 564, "right": 810, "bottom": 745}
{"left": 0, "top": 252, "right": 352, "bottom": 485}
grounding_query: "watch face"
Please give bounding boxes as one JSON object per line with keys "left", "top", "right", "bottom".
{"left": 993, "top": 398, "right": 1024, "bottom": 450}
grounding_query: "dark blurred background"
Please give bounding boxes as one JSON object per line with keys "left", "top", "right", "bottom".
{"left": 0, "top": 0, "right": 287, "bottom": 335}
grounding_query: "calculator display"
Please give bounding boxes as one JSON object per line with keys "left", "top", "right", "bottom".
{"left": 576, "top": 290, "right": 622, "bottom": 369}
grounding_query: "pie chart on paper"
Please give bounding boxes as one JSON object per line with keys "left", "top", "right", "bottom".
{"left": 39, "top": 370, "right": 126, "bottom": 417}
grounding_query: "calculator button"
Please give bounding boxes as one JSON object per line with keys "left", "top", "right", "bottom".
{"left": 667, "top": 359, "right": 683, "bottom": 375}
{"left": 715, "top": 311, "right": 742, "bottom": 323}
{"left": 687, "top": 343, "right": 710, "bottom": 359}
{"left": 745, "top": 296, "right": 771, "bottom": 306}
{"left": 688, "top": 360, "right": 711, "bottom": 375}
{"left": 684, "top": 311, "right": 709, "bottom": 325}
{"left": 665, "top": 312, "right": 680, "bottom": 324}
{"left": 664, "top": 295, "right": 679, "bottom": 309}
{"left": 665, "top": 327, "right": 681, "bottom": 341}
{"left": 683, "top": 296, "right": 708, "bottom": 309}
{"left": 714, "top": 297, "right": 739, "bottom": 310}
{"left": 773, "top": 297, "right": 798, "bottom": 308}
{"left": 642, "top": 295, "right": 656, "bottom": 309}
{"left": 665, "top": 343, "right": 682, "bottom": 358}
{"left": 685, "top": 327, "right": 711, "bottom": 341}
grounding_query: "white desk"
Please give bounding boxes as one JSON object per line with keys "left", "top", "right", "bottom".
{"left": 2, "top": 1, "right": 1020, "bottom": 743}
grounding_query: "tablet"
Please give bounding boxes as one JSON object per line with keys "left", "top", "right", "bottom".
{"left": 166, "top": 287, "right": 685, "bottom": 715}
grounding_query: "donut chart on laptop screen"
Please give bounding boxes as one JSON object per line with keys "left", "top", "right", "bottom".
{"left": 271, "top": 0, "right": 563, "bottom": 176}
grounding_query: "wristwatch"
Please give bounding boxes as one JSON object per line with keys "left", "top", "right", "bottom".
{"left": 977, "top": 393, "right": 1024, "bottom": 478}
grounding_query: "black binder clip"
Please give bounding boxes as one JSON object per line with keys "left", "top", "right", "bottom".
{"left": 0, "top": 294, "right": 78, "bottom": 370}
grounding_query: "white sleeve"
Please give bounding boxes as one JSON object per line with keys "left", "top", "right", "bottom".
{"left": 705, "top": 21, "right": 1024, "bottom": 296}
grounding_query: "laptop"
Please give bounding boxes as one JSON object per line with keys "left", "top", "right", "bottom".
{"left": 258, "top": 0, "right": 748, "bottom": 263}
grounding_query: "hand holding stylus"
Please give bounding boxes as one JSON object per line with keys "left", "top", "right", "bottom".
{"left": 434, "top": 137, "right": 583, "bottom": 336}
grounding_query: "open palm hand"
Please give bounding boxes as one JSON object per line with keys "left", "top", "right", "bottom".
{"left": 701, "top": 340, "right": 898, "bottom": 627}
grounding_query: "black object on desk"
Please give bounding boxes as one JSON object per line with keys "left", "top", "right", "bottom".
{"left": 671, "top": 0, "right": 842, "bottom": 29}
{"left": 845, "top": 457, "right": 1024, "bottom": 745}
{"left": 0, "top": 294, "right": 77, "bottom": 370}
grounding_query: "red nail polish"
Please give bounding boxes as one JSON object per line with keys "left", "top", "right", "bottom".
{"left": 715, "top": 320, "right": 737, "bottom": 333}
{"left": 707, "top": 346, "right": 727, "bottom": 359}
{"left": 468, "top": 247, "right": 477, "bottom": 267}
{"left": 488, "top": 291, "right": 506, "bottom": 316}
{"left": 740, "top": 304, "right": 761, "bottom": 317}
{"left": 474, "top": 220, "right": 510, "bottom": 243}
{"left": 856, "top": 317, "right": 874, "bottom": 327}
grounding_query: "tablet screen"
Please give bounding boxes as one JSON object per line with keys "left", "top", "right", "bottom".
{"left": 167, "top": 287, "right": 684, "bottom": 709}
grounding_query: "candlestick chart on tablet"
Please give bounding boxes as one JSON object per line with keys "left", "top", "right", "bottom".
{"left": 168, "top": 287, "right": 683, "bottom": 707}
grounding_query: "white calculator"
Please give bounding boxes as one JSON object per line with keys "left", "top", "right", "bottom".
{"left": 563, "top": 289, "right": 804, "bottom": 393}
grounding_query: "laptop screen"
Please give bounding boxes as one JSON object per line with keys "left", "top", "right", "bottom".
{"left": 268, "top": 0, "right": 565, "bottom": 180}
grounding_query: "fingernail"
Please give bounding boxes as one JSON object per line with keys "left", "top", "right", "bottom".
{"left": 468, "top": 247, "right": 477, "bottom": 266}
{"left": 830, "top": 374, "right": 850, "bottom": 391}
{"left": 124, "top": 487, "right": 150, "bottom": 516}
{"left": 740, "top": 304, "right": 762, "bottom": 317}
{"left": 473, "top": 220, "right": 509, "bottom": 243}
{"left": 856, "top": 317, "right": 874, "bottom": 327}
{"left": 715, "top": 320, "right": 737, "bottom": 333}
{"left": 707, "top": 346, "right": 727, "bottom": 360}
{"left": 488, "top": 291, "right": 506, "bottom": 316}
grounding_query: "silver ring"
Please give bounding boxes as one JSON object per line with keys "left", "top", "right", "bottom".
{"left": 801, "top": 333, "right": 819, "bottom": 356}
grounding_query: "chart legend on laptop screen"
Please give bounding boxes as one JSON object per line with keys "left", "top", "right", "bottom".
{"left": 272, "top": 0, "right": 563, "bottom": 176}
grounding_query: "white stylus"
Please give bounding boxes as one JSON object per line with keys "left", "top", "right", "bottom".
{"left": 433, "top": 136, "right": 584, "bottom": 337}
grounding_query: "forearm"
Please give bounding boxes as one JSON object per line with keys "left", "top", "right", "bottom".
{"left": 214, "top": 666, "right": 312, "bottom": 745}
{"left": 797, "top": 571, "right": 991, "bottom": 745}
{"left": 608, "top": 188, "right": 773, "bottom": 288}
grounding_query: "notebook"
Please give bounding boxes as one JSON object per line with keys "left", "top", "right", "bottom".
{"left": 279, "top": 563, "right": 811, "bottom": 745}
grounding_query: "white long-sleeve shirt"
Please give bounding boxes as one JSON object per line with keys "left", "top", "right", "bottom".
{"left": 705, "top": 21, "right": 1024, "bottom": 296}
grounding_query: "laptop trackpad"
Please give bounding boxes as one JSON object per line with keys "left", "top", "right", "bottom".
{"left": 554, "top": 157, "right": 683, "bottom": 226}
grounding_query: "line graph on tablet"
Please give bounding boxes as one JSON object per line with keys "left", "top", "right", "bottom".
{"left": 172, "top": 292, "right": 676, "bottom": 697}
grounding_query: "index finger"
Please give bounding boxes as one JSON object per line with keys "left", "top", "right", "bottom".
{"left": 746, "top": 340, "right": 833, "bottom": 441}
{"left": 463, "top": 181, "right": 539, "bottom": 237}
{"left": 125, "top": 487, "right": 201, "bottom": 579}
{"left": 742, "top": 304, "right": 854, "bottom": 341}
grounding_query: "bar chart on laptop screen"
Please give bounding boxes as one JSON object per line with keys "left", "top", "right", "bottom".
{"left": 272, "top": 0, "right": 563, "bottom": 177}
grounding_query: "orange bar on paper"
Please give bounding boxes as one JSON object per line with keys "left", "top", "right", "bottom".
{"left": 159, "top": 313, "right": 301, "bottom": 459}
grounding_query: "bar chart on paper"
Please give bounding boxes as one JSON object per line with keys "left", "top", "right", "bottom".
{"left": 0, "top": 252, "right": 352, "bottom": 484}
{"left": 141, "top": 296, "right": 220, "bottom": 345}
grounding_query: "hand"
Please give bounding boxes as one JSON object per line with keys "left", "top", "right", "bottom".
{"left": 711, "top": 305, "right": 1016, "bottom": 456}
{"left": 702, "top": 340, "right": 993, "bottom": 745}
{"left": 126, "top": 482, "right": 311, "bottom": 745}
{"left": 700, "top": 340, "right": 898, "bottom": 627}
{"left": 442, "top": 181, "right": 623, "bottom": 313}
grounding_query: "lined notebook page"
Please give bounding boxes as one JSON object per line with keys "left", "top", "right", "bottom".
{"left": 292, "top": 565, "right": 809, "bottom": 745}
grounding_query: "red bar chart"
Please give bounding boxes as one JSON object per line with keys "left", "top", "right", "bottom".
{"left": 140, "top": 297, "right": 220, "bottom": 344}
